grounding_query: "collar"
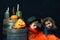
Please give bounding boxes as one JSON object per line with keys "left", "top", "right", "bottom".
{"left": 44, "top": 27, "right": 51, "bottom": 36}
{"left": 28, "top": 27, "right": 39, "bottom": 34}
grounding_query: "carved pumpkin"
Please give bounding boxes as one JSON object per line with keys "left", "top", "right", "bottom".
{"left": 14, "top": 19, "right": 26, "bottom": 29}
{"left": 10, "top": 15, "right": 18, "bottom": 20}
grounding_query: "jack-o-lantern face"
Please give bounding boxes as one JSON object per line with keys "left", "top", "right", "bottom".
{"left": 14, "top": 19, "right": 26, "bottom": 29}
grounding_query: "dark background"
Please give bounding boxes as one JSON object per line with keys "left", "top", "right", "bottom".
{"left": 0, "top": 0, "right": 60, "bottom": 39}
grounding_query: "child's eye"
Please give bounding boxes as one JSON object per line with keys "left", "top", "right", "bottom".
{"left": 33, "top": 25, "right": 37, "bottom": 26}
{"left": 48, "top": 23, "right": 50, "bottom": 24}
{"left": 34, "top": 25, "right": 36, "bottom": 26}
{"left": 46, "top": 23, "right": 50, "bottom": 25}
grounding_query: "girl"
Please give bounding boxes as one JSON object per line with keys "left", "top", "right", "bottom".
{"left": 36, "top": 17, "right": 60, "bottom": 40}
{"left": 27, "top": 16, "right": 41, "bottom": 40}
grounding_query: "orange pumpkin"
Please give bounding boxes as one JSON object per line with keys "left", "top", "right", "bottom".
{"left": 14, "top": 19, "right": 26, "bottom": 29}
{"left": 10, "top": 15, "right": 18, "bottom": 20}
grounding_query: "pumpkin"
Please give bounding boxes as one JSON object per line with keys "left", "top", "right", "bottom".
{"left": 14, "top": 19, "right": 26, "bottom": 29}
{"left": 10, "top": 15, "right": 18, "bottom": 20}
{"left": 10, "top": 7, "right": 18, "bottom": 20}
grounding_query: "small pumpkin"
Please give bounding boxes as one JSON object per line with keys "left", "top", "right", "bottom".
{"left": 10, "top": 15, "right": 18, "bottom": 20}
{"left": 14, "top": 19, "right": 26, "bottom": 29}
{"left": 10, "top": 7, "right": 18, "bottom": 20}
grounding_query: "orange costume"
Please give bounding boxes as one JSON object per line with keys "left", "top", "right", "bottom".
{"left": 28, "top": 27, "right": 60, "bottom": 40}
{"left": 28, "top": 28, "right": 60, "bottom": 40}
{"left": 28, "top": 27, "right": 40, "bottom": 40}
{"left": 35, "top": 32, "right": 60, "bottom": 40}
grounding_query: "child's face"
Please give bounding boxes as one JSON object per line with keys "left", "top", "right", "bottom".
{"left": 45, "top": 21, "right": 53, "bottom": 28}
{"left": 30, "top": 21, "right": 38, "bottom": 30}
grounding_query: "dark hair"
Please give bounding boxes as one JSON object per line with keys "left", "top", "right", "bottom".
{"left": 41, "top": 17, "right": 57, "bottom": 29}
